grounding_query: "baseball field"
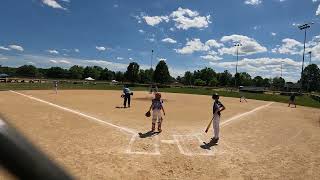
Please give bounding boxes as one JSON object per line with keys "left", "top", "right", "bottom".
{"left": 0, "top": 90, "right": 319, "bottom": 179}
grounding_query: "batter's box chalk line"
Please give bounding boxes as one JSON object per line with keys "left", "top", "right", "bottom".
{"left": 173, "top": 134, "right": 215, "bottom": 156}
{"left": 126, "top": 134, "right": 161, "bottom": 155}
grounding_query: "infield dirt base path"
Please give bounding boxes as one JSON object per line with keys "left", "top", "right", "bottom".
{"left": 0, "top": 90, "right": 319, "bottom": 179}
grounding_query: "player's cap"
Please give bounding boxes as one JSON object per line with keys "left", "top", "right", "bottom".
{"left": 212, "top": 93, "right": 219, "bottom": 99}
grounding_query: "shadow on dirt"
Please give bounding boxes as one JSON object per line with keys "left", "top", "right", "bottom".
{"left": 200, "top": 140, "right": 218, "bottom": 150}
{"left": 138, "top": 131, "right": 160, "bottom": 138}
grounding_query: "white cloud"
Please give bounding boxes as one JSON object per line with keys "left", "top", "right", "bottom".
{"left": 244, "top": 0, "right": 262, "bottom": 5}
{"left": 205, "top": 40, "right": 223, "bottom": 48}
{"left": 9, "top": 45, "right": 24, "bottom": 52}
{"left": 313, "top": 0, "right": 319, "bottom": 2}
{"left": 143, "top": 16, "right": 169, "bottom": 26}
{"left": 116, "top": 57, "right": 124, "bottom": 60}
{"left": 273, "top": 38, "right": 303, "bottom": 55}
{"left": 147, "top": 38, "right": 156, "bottom": 42}
{"left": 169, "top": 7, "right": 211, "bottom": 30}
{"left": 218, "top": 34, "right": 267, "bottom": 55}
{"left": 141, "top": 7, "right": 211, "bottom": 30}
{"left": 42, "top": 0, "right": 67, "bottom": 10}
{"left": 210, "top": 57, "right": 301, "bottom": 81}
{"left": 74, "top": 48, "right": 80, "bottom": 53}
{"left": 271, "top": 32, "right": 277, "bottom": 36}
{"left": 47, "top": 49, "right": 59, "bottom": 54}
{"left": 50, "top": 60, "right": 58, "bottom": 63}
{"left": 317, "top": 4, "right": 320, "bottom": 16}
{"left": 60, "top": 60, "right": 71, "bottom": 64}
{"left": 128, "top": 49, "right": 132, "bottom": 51}
{"left": 158, "top": 58, "right": 167, "bottom": 61}
{"left": 129, "top": 57, "right": 133, "bottom": 60}
{"left": 113, "top": 4, "right": 119, "bottom": 8}
{"left": 61, "top": 0, "right": 70, "bottom": 2}
{"left": 175, "top": 38, "right": 210, "bottom": 54}
{"left": 0, "top": 46, "right": 10, "bottom": 51}
{"left": 96, "top": 46, "right": 106, "bottom": 51}
{"left": 138, "top": 29, "right": 145, "bottom": 33}
{"left": 200, "top": 54, "right": 222, "bottom": 61}
{"left": 162, "top": 38, "right": 177, "bottom": 44}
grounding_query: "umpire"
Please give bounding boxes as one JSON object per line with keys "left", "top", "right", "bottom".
{"left": 122, "top": 85, "right": 133, "bottom": 108}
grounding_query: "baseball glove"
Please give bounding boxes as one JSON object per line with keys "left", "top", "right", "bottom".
{"left": 145, "top": 111, "right": 151, "bottom": 117}
{"left": 130, "top": 92, "right": 134, "bottom": 96}
{"left": 121, "top": 94, "right": 124, "bottom": 98}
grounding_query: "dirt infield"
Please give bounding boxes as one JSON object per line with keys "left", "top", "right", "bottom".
{"left": 0, "top": 90, "right": 319, "bottom": 179}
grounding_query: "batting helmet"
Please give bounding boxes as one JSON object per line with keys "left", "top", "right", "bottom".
{"left": 212, "top": 93, "right": 219, "bottom": 99}
{"left": 155, "top": 92, "right": 161, "bottom": 100}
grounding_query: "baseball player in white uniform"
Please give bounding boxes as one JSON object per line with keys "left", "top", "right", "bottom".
{"left": 212, "top": 93, "right": 226, "bottom": 144}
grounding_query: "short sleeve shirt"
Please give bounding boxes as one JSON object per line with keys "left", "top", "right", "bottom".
{"left": 213, "top": 100, "right": 224, "bottom": 116}
{"left": 152, "top": 99, "right": 163, "bottom": 110}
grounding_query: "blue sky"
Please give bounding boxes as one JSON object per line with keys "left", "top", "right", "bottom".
{"left": 0, "top": 0, "right": 320, "bottom": 82}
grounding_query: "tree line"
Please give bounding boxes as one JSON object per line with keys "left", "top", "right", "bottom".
{"left": 1, "top": 61, "right": 319, "bottom": 92}
{"left": 0, "top": 60, "right": 173, "bottom": 84}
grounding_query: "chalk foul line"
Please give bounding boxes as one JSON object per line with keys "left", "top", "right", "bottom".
{"left": 10, "top": 90, "right": 136, "bottom": 135}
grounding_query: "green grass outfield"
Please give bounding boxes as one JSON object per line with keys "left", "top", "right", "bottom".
{"left": 1, "top": 83, "right": 319, "bottom": 108}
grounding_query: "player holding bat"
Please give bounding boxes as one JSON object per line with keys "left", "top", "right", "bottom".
{"left": 205, "top": 93, "right": 225, "bottom": 144}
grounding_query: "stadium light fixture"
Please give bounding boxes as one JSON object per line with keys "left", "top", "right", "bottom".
{"left": 298, "top": 22, "right": 313, "bottom": 92}
{"left": 234, "top": 43, "right": 242, "bottom": 88}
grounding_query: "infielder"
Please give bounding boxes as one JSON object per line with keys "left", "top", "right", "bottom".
{"left": 122, "top": 85, "right": 133, "bottom": 108}
{"left": 146, "top": 92, "right": 165, "bottom": 133}
{"left": 211, "top": 93, "right": 226, "bottom": 144}
{"left": 288, "top": 92, "right": 296, "bottom": 108}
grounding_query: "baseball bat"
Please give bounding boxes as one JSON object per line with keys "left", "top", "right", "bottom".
{"left": 205, "top": 116, "right": 214, "bottom": 133}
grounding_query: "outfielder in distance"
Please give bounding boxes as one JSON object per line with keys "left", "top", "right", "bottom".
{"left": 146, "top": 92, "right": 166, "bottom": 133}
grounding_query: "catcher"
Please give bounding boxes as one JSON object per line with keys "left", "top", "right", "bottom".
{"left": 145, "top": 92, "right": 165, "bottom": 133}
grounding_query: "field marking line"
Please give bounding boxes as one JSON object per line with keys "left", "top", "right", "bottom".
{"left": 161, "top": 140, "right": 176, "bottom": 144}
{"left": 173, "top": 135, "right": 193, "bottom": 156}
{"left": 10, "top": 90, "right": 136, "bottom": 135}
{"left": 126, "top": 134, "right": 161, "bottom": 155}
{"left": 221, "top": 102, "right": 274, "bottom": 128}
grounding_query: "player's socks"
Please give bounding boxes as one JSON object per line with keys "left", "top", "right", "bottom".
{"left": 151, "top": 123, "right": 155, "bottom": 132}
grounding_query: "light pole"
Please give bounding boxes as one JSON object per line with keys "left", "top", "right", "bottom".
{"left": 280, "top": 61, "right": 283, "bottom": 78}
{"left": 308, "top": 51, "right": 312, "bottom": 65}
{"left": 234, "top": 43, "right": 242, "bottom": 88}
{"left": 298, "top": 22, "right": 313, "bottom": 92}
{"left": 151, "top": 50, "right": 154, "bottom": 70}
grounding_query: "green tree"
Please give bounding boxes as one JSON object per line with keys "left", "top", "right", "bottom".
{"left": 253, "top": 76, "right": 264, "bottom": 87}
{"left": 139, "top": 69, "right": 153, "bottom": 84}
{"left": 100, "top": 68, "right": 115, "bottom": 80}
{"left": 236, "top": 72, "right": 252, "bottom": 86}
{"left": 46, "top": 67, "right": 69, "bottom": 78}
{"left": 16, "top": 65, "right": 38, "bottom": 77}
{"left": 69, "top": 65, "right": 84, "bottom": 79}
{"left": 183, "top": 71, "right": 194, "bottom": 85}
{"left": 194, "top": 79, "right": 206, "bottom": 86}
{"left": 115, "top": 71, "right": 125, "bottom": 82}
{"left": 125, "top": 62, "right": 140, "bottom": 83}
{"left": 209, "top": 77, "right": 219, "bottom": 87}
{"left": 272, "top": 77, "right": 285, "bottom": 90}
{"left": 83, "top": 66, "right": 102, "bottom": 80}
{"left": 218, "top": 70, "right": 232, "bottom": 86}
{"left": 301, "top": 64, "right": 320, "bottom": 92}
{"left": 198, "top": 67, "right": 216, "bottom": 86}
{"left": 153, "top": 60, "right": 171, "bottom": 84}
{"left": 262, "top": 78, "right": 271, "bottom": 87}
